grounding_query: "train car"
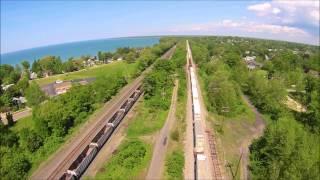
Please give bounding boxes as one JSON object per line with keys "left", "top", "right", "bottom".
{"left": 61, "top": 85, "right": 143, "bottom": 180}
{"left": 96, "top": 127, "right": 114, "bottom": 148}
{"left": 73, "top": 147, "right": 98, "bottom": 177}
{"left": 193, "top": 99, "right": 201, "bottom": 117}
{"left": 113, "top": 110, "right": 125, "bottom": 128}
{"left": 66, "top": 145, "right": 98, "bottom": 179}
{"left": 194, "top": 120, "right": 204, "bottom": 153}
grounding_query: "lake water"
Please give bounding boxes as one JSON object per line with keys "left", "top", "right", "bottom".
{"left": 1, "top": 36, "right": 160, "bottom": 65}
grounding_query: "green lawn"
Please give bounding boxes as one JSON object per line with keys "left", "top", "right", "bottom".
{"left": 127, "top": 99, "right": 169, "bottom": 138}
{"left": 11, "top": 116, "right": 34, "bottom": 132}
{"left": 35, "top": 61, "right": 139, "bottom": 86}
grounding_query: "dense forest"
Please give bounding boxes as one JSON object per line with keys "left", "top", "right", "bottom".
{"left": 186, "top": 36, "right": 319, "bottom": 179}
{"left": 0, "top": 38, "right": 175, "bottom": 179}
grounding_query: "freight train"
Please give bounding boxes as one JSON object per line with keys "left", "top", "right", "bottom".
{"left": 187, "top": 40, "right": 207, "bottom": 179}
{"left": 60, "top": 86, "right": 142, "bottom": 180}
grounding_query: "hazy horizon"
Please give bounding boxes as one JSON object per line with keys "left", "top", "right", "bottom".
{"left": 1, "top": 1, "right": 319, "bottom": 54}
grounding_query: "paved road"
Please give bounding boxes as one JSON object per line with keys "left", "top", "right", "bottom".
{"left": 146, "top": 79, "right": 179, "bottom": 179}
{"left": 0, "top": 107, "right": 32, "bottom": 125}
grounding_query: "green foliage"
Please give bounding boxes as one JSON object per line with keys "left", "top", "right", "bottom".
{"left": 0, "top": 123, "right": 18, "bottom": 147}
{"left": 25, "top": 82, "right": 46, "bottom": 107}
{"left": 21, "top": 61, "right": 30, "bottom": 70}
{"left": 62, "top": 59, "right": 78, "bottom": 72}
{"left": 246, "top": 71, "right": 287, "bottom": 119}
{"left": 170, "top": 129, "right": 180, "bottom": 141}
{"left": 0, "top": 148, "right": 31, "bottom": 180}
{"left": 143, "top": 60, "right": 175, "bottom": 110}
{"left": 165, "top": 150, "right": 185, "bottom": 179}
{"left": 0, "top": 38, "right": 175, "bottom": 179}
{"left": 0, "top": 64, "right": 21, "bottom": 84}
{"left": 249, "top": 117, "right": 320, "bottom": 180}
{"left": 187, "top": 36, "right": 319, "bottom": 180}
{"left": 98, "top": 51, "right": 113, "bottom": 63}
{"left": 32, "top": 56, "right": 63, "bottom": 76}
{"left": 96, "top": 140, "right": 150, "bottom": 180}
{"left": 19, "top": 128, "right": 43, "bottom": 152}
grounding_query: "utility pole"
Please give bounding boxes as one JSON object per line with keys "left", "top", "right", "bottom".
{"left": 226, "top": 152, "right": 243, "bottom": 180}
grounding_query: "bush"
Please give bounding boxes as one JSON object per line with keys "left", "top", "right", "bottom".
{"left": 166, "top": 150, "right": 185, "bottom": 179}
{"left": 97, "top": 140, "right": 149, "bottom": 179}
{"left": 170, "top": 129, "right": 180, "bottom": 141}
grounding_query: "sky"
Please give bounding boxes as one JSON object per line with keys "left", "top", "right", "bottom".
{"left": 1, "top": 0, "right": 319, "bottom": 54}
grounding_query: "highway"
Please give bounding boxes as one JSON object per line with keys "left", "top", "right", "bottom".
{"left": 31, "top": 45, "right": 176, "bottom": 180}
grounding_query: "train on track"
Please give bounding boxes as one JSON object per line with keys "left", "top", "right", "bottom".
{"left": 60, "top": 86, "right": 142, "bottom": 180}
{"left": 187, "top": 41, "right": 207, "bottom": 179}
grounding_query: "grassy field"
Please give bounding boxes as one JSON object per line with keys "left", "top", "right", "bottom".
{"left": 35, "top": 61, "right": 139, "bottom": 86}
{"left": 127, "top": 100, "right": 169, "bottom": 138}
{"left": 11, "top": 115, "right": 34, "bottom": 132}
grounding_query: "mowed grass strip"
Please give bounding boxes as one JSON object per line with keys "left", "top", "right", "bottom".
{"left": 35, "top": 61, "right": 139, "bottom": 86}
{"left": 11, "top": 116, "right": 34, "bottom": 132}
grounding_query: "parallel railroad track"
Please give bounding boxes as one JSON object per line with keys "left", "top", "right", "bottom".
{"left": 44, "top": 45, "right": 177, "bottom": 180}
{"left": 48, "top": 78, "right": 142, "bottom": 179}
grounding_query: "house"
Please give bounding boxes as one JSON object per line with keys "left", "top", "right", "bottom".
{"left": 243, "top": 56, "right": 262, "bottom": 70}
{"left": 244, "top": 56, "right": 256, "bottom": 62}
{"left": 265, "top": 54, "right": 270, "bottom": 61}
{"left": 43, "top": 71, "right": 52, "bottom": 78}
{"left": 30, "top": 72, "right": 38, "bottom": 79}
{"left": 117, "top": 57, "right": 123, "bottom": 61}
{"left": 54, "top": 81, "right": 72, "bottom": 95}
{"left": 12, "top": 96, "right": 27, "bottom": 104}
{"left": 1, "top": 84, "right": 14, "bottom": 91}
{"left": 246, "top": 61, "right": 262, "bottom": 70}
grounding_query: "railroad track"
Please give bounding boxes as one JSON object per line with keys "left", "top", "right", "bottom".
{"left": 41, "top": 45, "right": 177, "bottom": 180}
{"left": 47, "top": 79, "right": 142, "bottom": 179}
{"left": 206, "top": 130, "right": 223, "bottom": 180}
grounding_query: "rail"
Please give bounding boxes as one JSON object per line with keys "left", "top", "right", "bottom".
{"left": 45, "top": 45, "right": 177, "bottom": 180}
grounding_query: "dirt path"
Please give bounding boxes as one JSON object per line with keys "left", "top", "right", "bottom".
{"left": 146, "top": 80, "right": 179, "bottom": 179}
{"left": 240, "top": 95, "right": 266, "bottom": 180}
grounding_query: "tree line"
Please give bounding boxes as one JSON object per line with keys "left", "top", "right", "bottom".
{"left": 0, "top": 38, "right": 175, "bottom": 179}
{"left": 188, "top": 36, "right": 320, "bottom": 179}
